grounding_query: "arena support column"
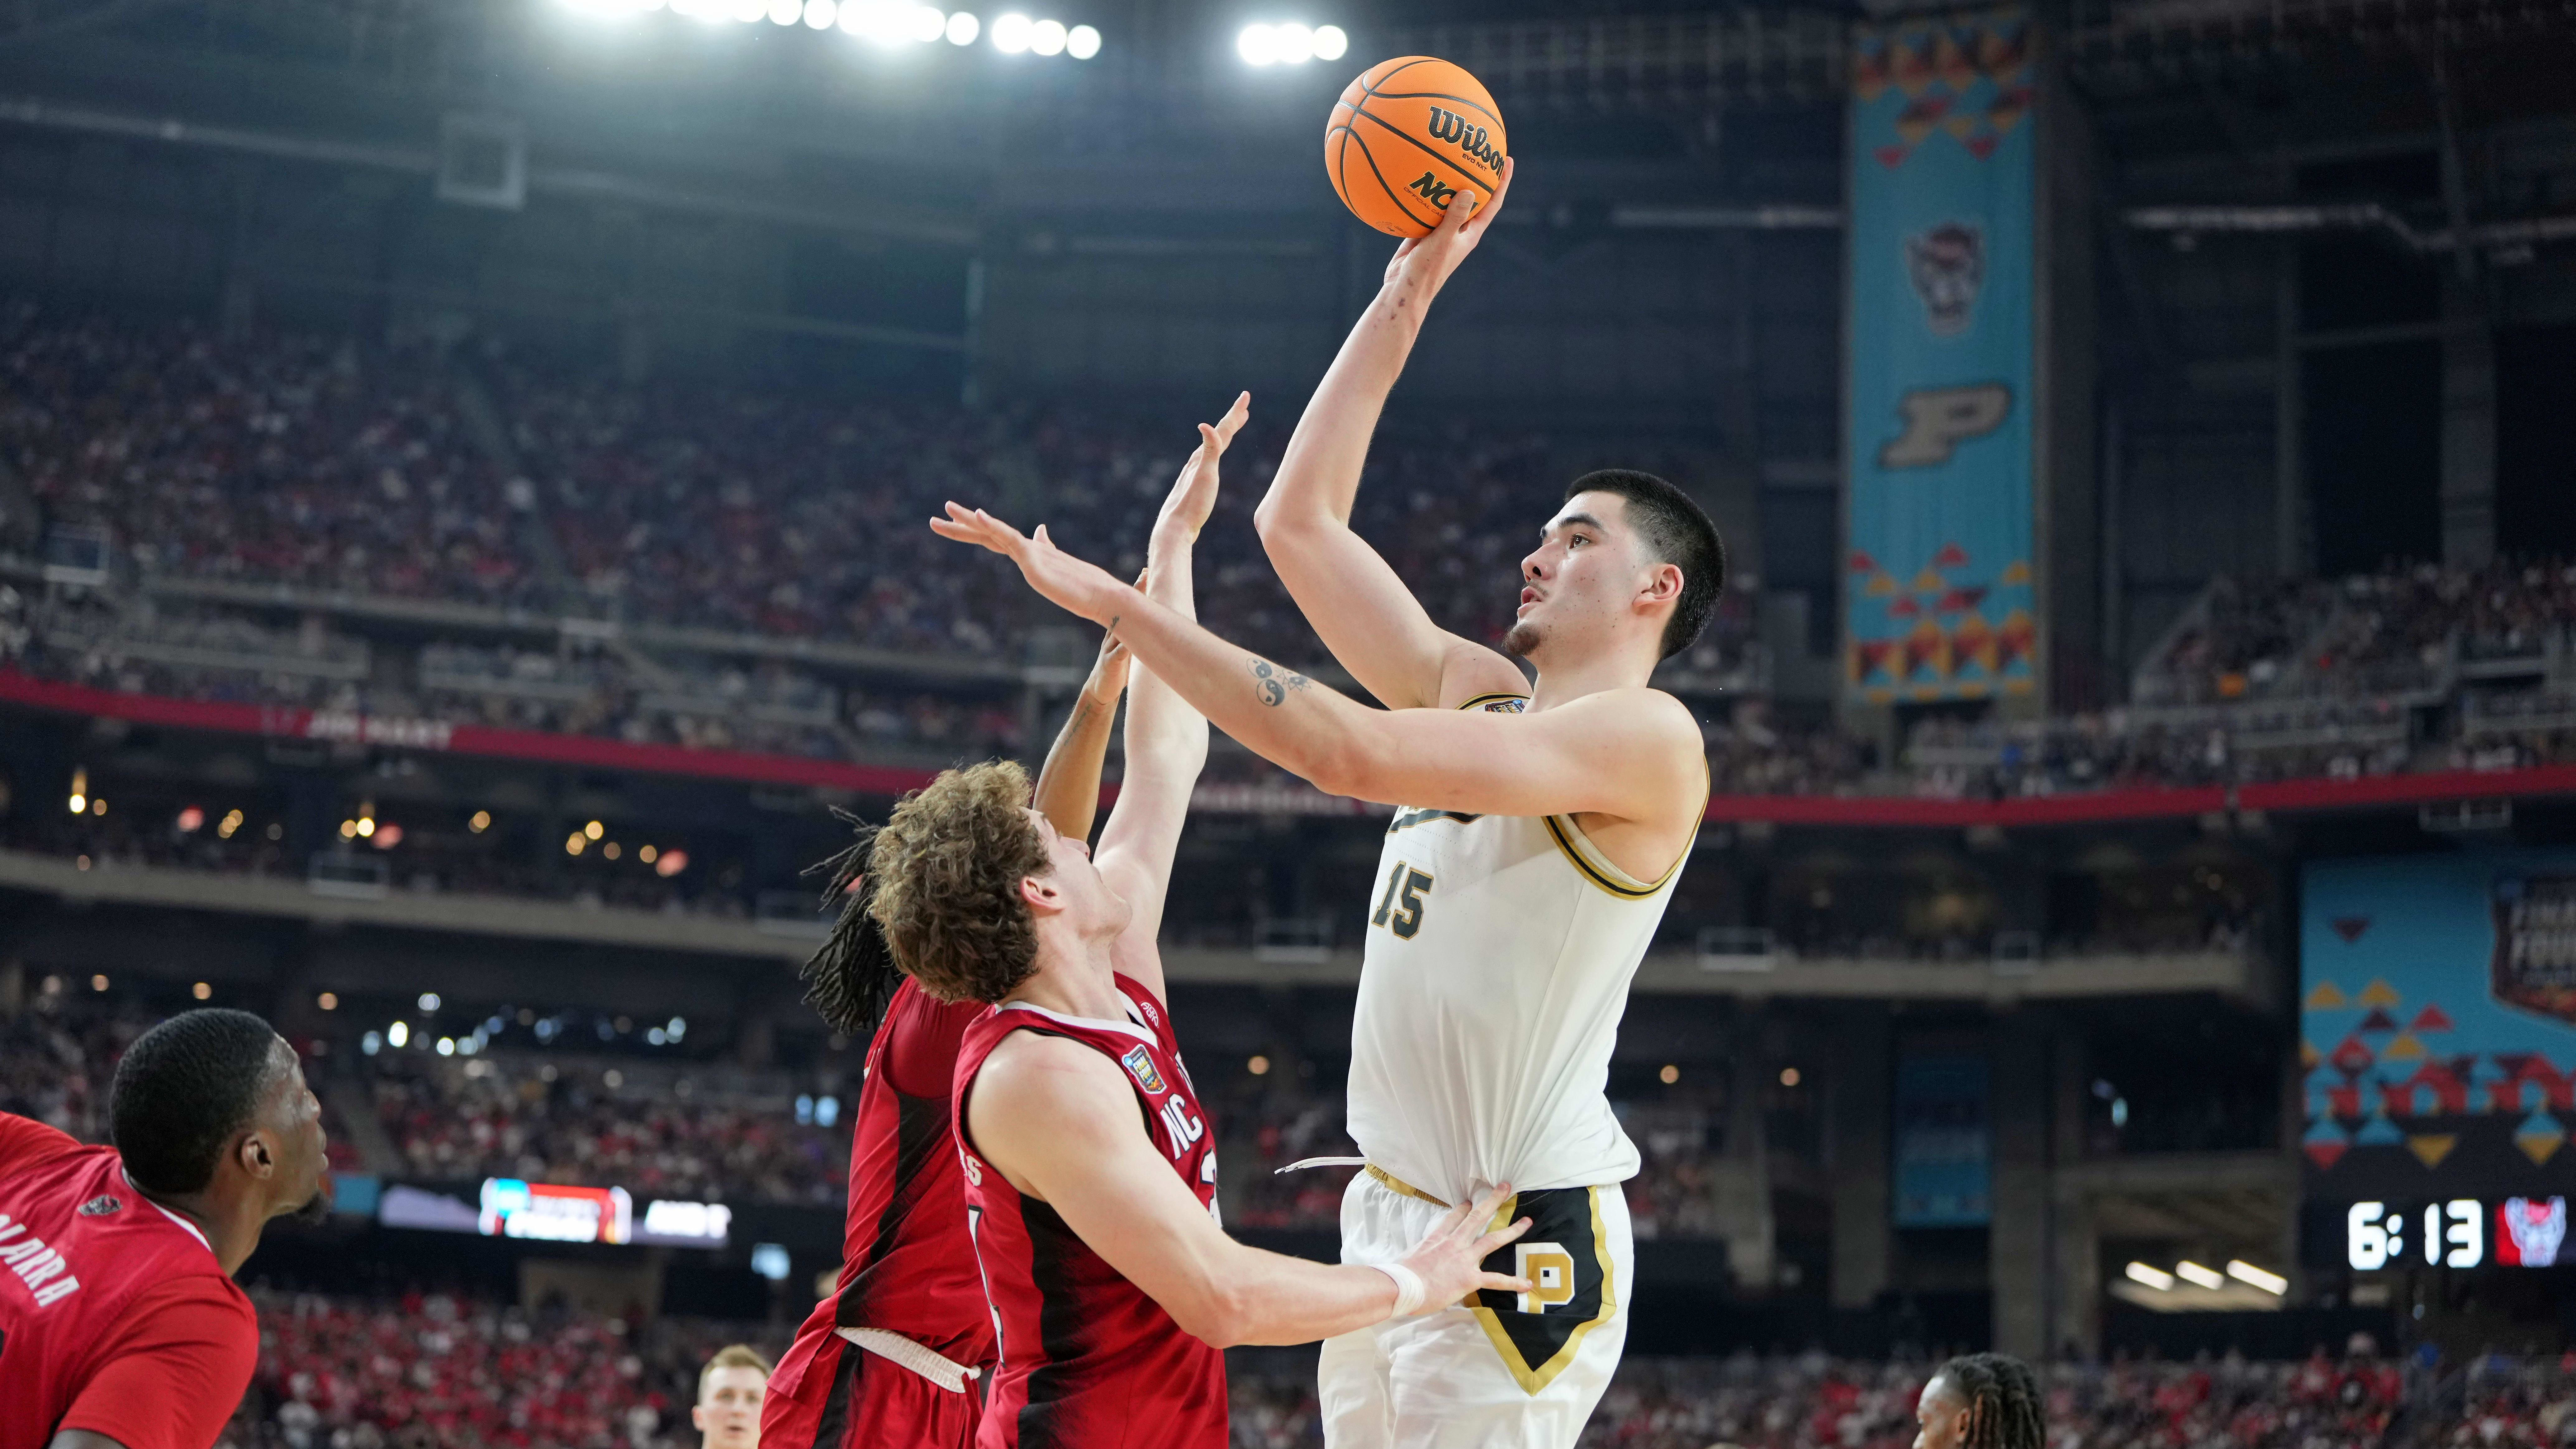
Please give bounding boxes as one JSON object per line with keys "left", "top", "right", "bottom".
{"left": 1987, "top": 1014, "right": 2054, "bottom": 1358}
{"left": 1827, "top": 1007, "right": 1894, "bottom": 1312}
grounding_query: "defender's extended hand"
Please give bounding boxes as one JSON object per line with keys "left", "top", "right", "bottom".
{"left": 1395, "top": 1182, "right": 1535, "bottom": 1315}
{"left": 1382, "top": 154, "right": 1515, "bottom": 291}
{"left": 1154, "top": 392, "right": 1250, "bottom": 554}
{"left": 931, "top": 503, "right": 1132, "bottom": 628}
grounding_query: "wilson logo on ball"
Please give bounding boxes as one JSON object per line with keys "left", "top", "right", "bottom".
{"left": 1426, "top": 108, "right": 1503, "bottom": 173}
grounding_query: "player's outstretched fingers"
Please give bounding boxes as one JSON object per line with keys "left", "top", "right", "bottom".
{"left": 1473, "top": 1214, "right": 1535, "bottom": 1260}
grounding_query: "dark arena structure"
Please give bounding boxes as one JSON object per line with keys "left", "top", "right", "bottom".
{"left": 6, "top": 0, "right": 2576, "bottom": 1442}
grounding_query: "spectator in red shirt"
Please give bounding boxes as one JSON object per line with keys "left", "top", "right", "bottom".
{"left": 0, "top": 1007, "right": 330, "bottom": 1449}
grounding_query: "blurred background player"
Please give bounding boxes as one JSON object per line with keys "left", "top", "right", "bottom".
{"left": 760, "top": 494, "right": 1161, "bottom": 1446}
{"left": 1911, "top": 1353, "right": 2047, "bottom": 1449}
{"left": 932, "top": 165, "right": 1721, "bottom": 1449}
{"left": 1, "top": 1008, "right": 330, "bottom": 1449}
{"left": 694, "top": 1345, "right": 771, "bottom": 1449}
{"left": 888, "top": 399, "right": 1537, "bottom": 1448}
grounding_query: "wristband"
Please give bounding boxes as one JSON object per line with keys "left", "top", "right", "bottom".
{"left": 1373, "top": 1262, "right": 1426, "bottom": 1320}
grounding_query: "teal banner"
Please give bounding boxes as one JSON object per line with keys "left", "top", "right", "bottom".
{"left": 1844, "top": 6, "right": 2038, "bottom": 705}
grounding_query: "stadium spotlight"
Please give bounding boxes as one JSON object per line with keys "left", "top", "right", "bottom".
{"left": 945, "top": 8, "right": 977, "bottom": 42}
{"left": 420, "top": 992, "right": 441, "bottom": 1011}
{"left": 2227, "top": 1260, "right": 2288, "bottom": 1295}
{"left": 361, "top": 1031, "right": 382, "bottom": 1055}
{"left": 2123, "top": 1261, "right": 2174, "bottom": 1291}
{"left": 1312, "top": 22, "right": 1345, "bottom": 59}
{"left": 1237, "top": 22, "right": 1277, "bottom": 64}
{"left": 767, "top": 0, "right": 799, "bottom": 21}
{"left": 1029, "top": 16, "right": 1064, "bottom": 52}
{"left": 584, "top": 819, "right": 604, "bottom": 840}
{"left": 990, "top": 10, "right": 1030, "bottom": 50}
{"left": 2174, "top": 1260, "right": 2226, "bottom": 1290}
{"left": 908, "top": 2, "right": 945, "bottom": 40}
{"left": 667, "top": 1016, "right": 687, "bottom": 1039}
{"left": 1272, "top": 22, "right": 1312, "bottom": 62}
{"left": 436, "top": 1037, "right": 455, "bottom": 1056}
{"left": 388, "top": 1020, "right": 410, "bottom": 1048}
{"left": 803, "top": 0, "right": 835, "bottom": 27}
{"left": 648, "top": 1027, "right": 667, "bottom": 1045}
{"left": 1066, "top": 21, "right": 1097, "bottom": 56}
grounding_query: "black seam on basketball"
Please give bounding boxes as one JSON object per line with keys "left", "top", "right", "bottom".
{"left": 1366, "top": 89, "right": 1505, "bottom": 128}
{"left": 1352, "top": 106, "right": 1503, "bottom": 194}
{"left": 1356, "top": 56, "right": 1440, "bottom": 103}
{"left": 1348, "top": 127, "right": 1442, "bottom": 234}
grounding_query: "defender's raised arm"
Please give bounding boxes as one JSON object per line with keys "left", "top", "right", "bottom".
{"left": 1251, "top": 159, "right": 1525, "bottom": 713}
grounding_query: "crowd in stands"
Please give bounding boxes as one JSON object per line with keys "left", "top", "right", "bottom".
{"left": 363, "top": 1051, "right": 850, "bottom": 1205}
{"left": 224, "top": 1289, "right": 777, "bottom": 1449}
{"left": 213, "top": 1287, "right": 2514, "bottom": 1449}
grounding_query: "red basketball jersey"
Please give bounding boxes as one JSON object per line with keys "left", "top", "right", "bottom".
{"left": 952, "top": 976, "right": 1226, "bottom": 1449}
{"left": 767, "top": 979, "right": 998, "bottom": 1442}
{"left": 0, "top": 1114, "right": 260, "bottom": 1449}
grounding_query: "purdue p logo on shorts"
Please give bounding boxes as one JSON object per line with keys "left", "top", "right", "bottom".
{"left": 1515, "top": 1243, "right": 1576, "bottom": 1315}
{"left": 1470, "top": 1186, "right": 1616, "bottom": 1394}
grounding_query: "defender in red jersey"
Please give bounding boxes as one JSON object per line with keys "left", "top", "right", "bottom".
{"left": 766, "top": 606, "right": 1143, "bottom": 1449}
{"left": 2, "top": 1008, "right": 330, "bottom": 1449}
{"left": 865, "top": 397, "right": 1536, "bottom": 1449}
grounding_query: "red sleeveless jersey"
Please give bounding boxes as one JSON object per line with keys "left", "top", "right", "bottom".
{"left": 952, "top": 977, "right": 1226, "bottom": 1449}
{"left": 766, "top": 980, "right": 998, "bottom": 1438}
{"left": 0, "top": 1113, "right": 259, "bottom": 1449}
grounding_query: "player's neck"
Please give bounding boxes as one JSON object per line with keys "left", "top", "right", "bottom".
{"left": 142, "top": 1185, "right": 260, "bottom": 1274}
{"left": 1004, "top": 930, "right": 1124, "bottom": 1022}
{"left": 1525, "top": 637, "right": 1658, "bottom": 711}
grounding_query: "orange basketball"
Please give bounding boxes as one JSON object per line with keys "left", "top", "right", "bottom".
{"left": 1325, "top": 57, "right": 1508, "bottom": 239}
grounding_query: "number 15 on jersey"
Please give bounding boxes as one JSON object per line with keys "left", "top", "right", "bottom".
{"left": 1371, "top": 861, "right": 1433, "bottom": 940}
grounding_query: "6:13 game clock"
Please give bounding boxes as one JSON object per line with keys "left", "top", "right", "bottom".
{"left": 2341, "top": 1198, "right": 2570, "bottom": 1271}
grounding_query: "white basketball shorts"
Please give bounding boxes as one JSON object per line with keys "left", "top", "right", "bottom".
{"left": 1318, "top": 1166, "right": 1631, "bottom": 1449}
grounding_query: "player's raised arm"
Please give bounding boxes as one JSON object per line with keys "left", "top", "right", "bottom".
{"left": 1251, "top": 158, "right": 1525, "bottom": 712}
{"left": 965, "top": 1031, "right": 1533, "bottom": 1348}
{"left": 1093, "top": 395, "right": 1243, "bottom": 1004}
{"left": 1030, "top": 620, "right": 1132, "bottom": 844}
{"left": 930, "top": 506, "right": 1703, "bottom": 830}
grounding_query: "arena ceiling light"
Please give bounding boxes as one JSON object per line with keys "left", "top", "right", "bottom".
{"left": 2122, "top": 1261, "right": 2174, "bottom": 1290}
{"left": 1238, "top": 21, "right": 1345, "bottom": 65}
{"left": 944, "top": 9, "right": 977, "bottom": 41}
{"left": 2227, "top": 1260, "right": 2288, "bottom": 1295}
{"left": 990, "top": 10, "right": 1031, "bottom": 49}
{"left": 2173, "top": 1260, "right": 2226, "bottom": 1290}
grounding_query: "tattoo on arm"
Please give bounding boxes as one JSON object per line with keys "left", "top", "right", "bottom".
{"left": 1249, "top": 658, "right": 1312, "bottom": 707}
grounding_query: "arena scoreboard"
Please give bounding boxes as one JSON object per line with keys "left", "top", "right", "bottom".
{"left": 2301, "top": 854, "right": 2576, "bottom": 1272}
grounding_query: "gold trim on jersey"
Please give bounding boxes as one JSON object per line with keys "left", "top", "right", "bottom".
{"left": 1364, "top": 1164, "right": 1450, "bottom": 1208}
{"left": 1542, "top": 757, "right": 1712, "bottom": 900}
{"left": 1466, "top": 1185, "right": 1618, "bottom": 1396}
{"left": 1454, "top": 691, "right": 1532, "bottom": 713}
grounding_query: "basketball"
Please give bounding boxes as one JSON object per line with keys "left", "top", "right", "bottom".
{"left": 1325, "top": 56, "right": 1508, "bottom": 238}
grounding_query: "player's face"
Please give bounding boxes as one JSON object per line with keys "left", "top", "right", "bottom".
{"left": 1024, "top": 809, "right": 1131, "bottom": 939}
{"left": 1506, "top": 492, "right": 1653, "bottom": 660}
{"left": 691, "top": 1366, "right": 766, "bottom": 1449}
{"left": 1914, "top": 1375, "right": 1972, "bottom": 1449}
{"left": 259, "top": 1037, "right": 334, "bottom": 1223}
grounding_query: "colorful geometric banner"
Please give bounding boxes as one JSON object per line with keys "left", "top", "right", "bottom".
{"left": 2302, "top": 853, "right": 2576, "bottom": 1199}
{"left": 1844, "top": 5, "right": 2038, "bottom": 704}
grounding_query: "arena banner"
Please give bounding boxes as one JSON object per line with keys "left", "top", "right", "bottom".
{"left": 1892, "top": 1054, "right": 1991, "bottom": 1227}
{"left": 1844, "top": 5, "right": 2038, "bottom": 704}
{"left": 2302, "top": 853, "right": 2576, "bottom": 1208}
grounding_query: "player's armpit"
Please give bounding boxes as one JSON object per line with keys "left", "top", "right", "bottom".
{"left": 48, "top": 1432, "right": 133, "bottom": 1449}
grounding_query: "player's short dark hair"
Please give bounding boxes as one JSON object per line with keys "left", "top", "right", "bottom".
{"left": 1931, "top": 1352, "right": 2047, "bottom": 1449}
{"left": 1564, "top": 469, "right": 1727, "bottom": 660}
{"left": 109, "top": 1008, "right": 289, "bottom": 1195}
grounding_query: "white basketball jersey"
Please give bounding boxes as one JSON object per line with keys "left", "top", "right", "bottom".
{"left": 1344, "top": 692, "right": 1693, "bottom": 1199}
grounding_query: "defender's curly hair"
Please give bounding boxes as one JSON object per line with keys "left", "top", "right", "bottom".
{"left": 1930, "top": 1353, "right": 2046, "bottom": 1449}
{"left": 862, "top": 760, "right": 1052, "bottom": 1005}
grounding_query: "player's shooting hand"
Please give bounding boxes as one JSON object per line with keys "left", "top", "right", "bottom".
{"left": 1383, "top": 154, "right": 1515, "bottom": 292}
{"left": 1393, "top": 1182, "right": 1534, "bottom": 1316}
{"left": 1152, "top": 392, "right": 1250, "bottom": 556}
{"left": 932, "top": 503, "right": 1133, "bottom": 627}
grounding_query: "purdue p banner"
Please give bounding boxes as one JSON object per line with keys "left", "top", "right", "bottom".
{"left": 1469, "top": 1185, "right": 1617, "bottom": 1395}
{"left": 1844, "top": 5, "right": 2039, "bottom": 705}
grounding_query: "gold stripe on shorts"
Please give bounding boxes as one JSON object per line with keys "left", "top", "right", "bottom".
{"left": 1364, "top": 1164, "right": 1451, "bottom": 1208}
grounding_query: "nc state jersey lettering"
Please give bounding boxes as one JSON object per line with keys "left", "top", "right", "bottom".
{"left": 953, "top": 977, "right": 1226, "bottom": 1449}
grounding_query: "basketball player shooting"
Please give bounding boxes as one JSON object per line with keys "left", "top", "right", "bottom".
{"left": 879, "top": 398, "right": 1538, "bottom": 1449}
{"left": 930, "top": 161, "right": 1722, "bottom": 1449}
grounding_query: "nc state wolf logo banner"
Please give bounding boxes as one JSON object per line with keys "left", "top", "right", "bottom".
{"left": 1844, "top": 4, "right": 2038, "bottom": 704}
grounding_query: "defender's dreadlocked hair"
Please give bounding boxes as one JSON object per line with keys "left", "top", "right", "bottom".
{"left": 1931, "top": 1353, "right": 2047, "bottom": 1449}
{"left": 798, "top": 809, "right": 905, "bottom": 1039}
